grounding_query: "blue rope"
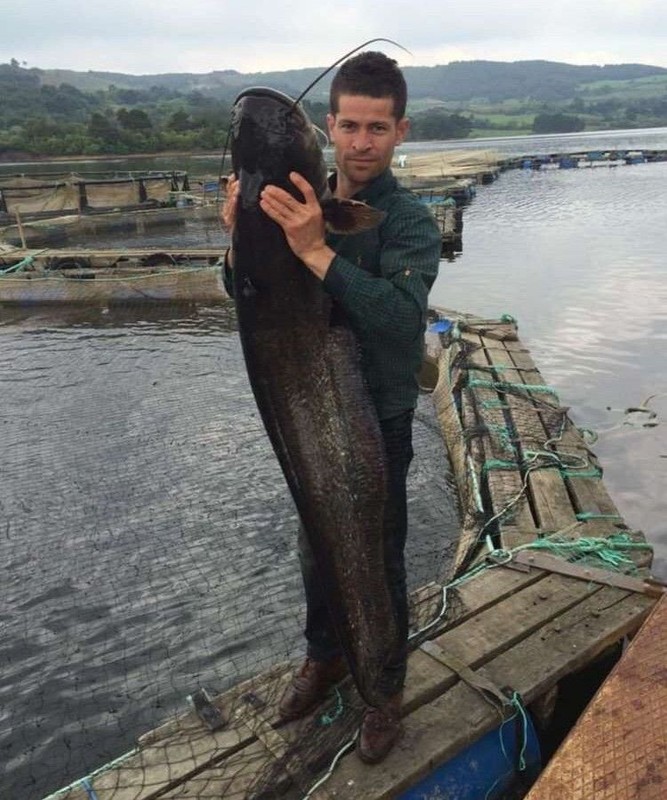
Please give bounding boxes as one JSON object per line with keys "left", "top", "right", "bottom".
{"left": 80, "top": 779, "right": 100, "bottom": 800}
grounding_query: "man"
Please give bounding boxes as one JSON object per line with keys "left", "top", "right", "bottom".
{"left": 223, "top": 51, "right": 441, "bottom": 764}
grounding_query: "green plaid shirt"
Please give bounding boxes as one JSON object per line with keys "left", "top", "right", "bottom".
{"left": 224, "top": 168, "right": 441, "bottom": 420}
{"left": 323, "top": 169, "right": 441, "bottom": 419}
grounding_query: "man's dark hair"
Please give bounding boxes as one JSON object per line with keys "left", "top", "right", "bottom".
{"left": 329, "top": 51, "right": 407, "bottom": 120}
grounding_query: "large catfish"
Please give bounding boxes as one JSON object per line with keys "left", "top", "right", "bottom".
{"left": 229, "top": 87, "right": 398, "bottom": 706}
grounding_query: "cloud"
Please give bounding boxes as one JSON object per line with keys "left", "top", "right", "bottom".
{"left": 1, "top": 1, "right": 666, "bottom": 74}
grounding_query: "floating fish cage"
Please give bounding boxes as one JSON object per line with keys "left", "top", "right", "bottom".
{"left": 0, "top": 170, "right": 193, "bottom": 222}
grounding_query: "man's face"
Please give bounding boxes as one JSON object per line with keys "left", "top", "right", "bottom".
{"left": 327, "top": 94, "right": 409, "bottom": 192}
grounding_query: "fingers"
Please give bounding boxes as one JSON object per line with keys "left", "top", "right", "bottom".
{"left": 288, "top": 172, "right": 316, "bottom": 201}
{"left": 259, "top": 173, "right": 317, "bottom": 216}
{"left": 224, "top": 172, "right": 318, "bottom": 231}
{"left": 220, "top": 174, "right": 239, "bottom": 231}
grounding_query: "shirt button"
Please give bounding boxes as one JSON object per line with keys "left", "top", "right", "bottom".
{"left": 404, "top": 269, "right": 411, "bottom": 276}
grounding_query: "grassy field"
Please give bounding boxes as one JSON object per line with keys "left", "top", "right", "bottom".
{"left": 576, "top": 74, "right": 667, "bottom": 100}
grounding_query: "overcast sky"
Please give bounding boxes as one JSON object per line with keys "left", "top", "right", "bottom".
{"left": 1, "top": 1, "right": 666, "bottom": 75}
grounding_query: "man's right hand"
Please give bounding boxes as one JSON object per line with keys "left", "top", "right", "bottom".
{"left": 221, "top": 175, "right": 239, "bottom": 266}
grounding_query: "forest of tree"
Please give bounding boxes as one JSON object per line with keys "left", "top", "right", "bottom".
{"left": 1, "top": 58, "right": 665, "bottom": 159}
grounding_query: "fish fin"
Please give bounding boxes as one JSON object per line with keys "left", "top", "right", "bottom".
{"left": 321, "top": 198, "right": 385, "bottom": 234}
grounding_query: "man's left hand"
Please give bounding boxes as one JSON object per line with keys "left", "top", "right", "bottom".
{"left": 260, "top": 172, "right": 334, "bottom": 279}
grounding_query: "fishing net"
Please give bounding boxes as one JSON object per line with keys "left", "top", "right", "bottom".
{"left": 0, "top": 172, "right": 188, "bottom": 217}
{"left": 1, "top": 285, "right": 460, "bottom": 800}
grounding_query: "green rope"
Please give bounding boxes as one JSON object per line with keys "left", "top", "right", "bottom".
{"left": 575, "top": 512, "right": 624, "bottom": 522}
{"left": 517, "top": 532, "right": 651, "bottom": 570}
{"left": 562, "top": 468, "right": 603, "bottom": 479}
{"left": 468, "top": 378, "right": 559, "bottom": 398}
{"left": 499, "top": 693, "right": 529, "bottom": 771}
{"left": 318, "top": 688, "right": 344, "bottom": 726}
{"left": 485, "top": 423, "right": 517, "bottom": 454}
{"left": 578, "top": 427, "right": 599, "bottom": 445}
{"left": 451, "top": 530, "right": 652, "bottom": 590}
{"left": 480, "top": 400, "right": 510, "bottom": 410}
{"left": 482, "top": 459, "right": 518, "bottom": 473}
{"left": 1, "top": 256, "right": 34, "bottom": 274}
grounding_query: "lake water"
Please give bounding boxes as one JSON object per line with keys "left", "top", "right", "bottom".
{"left": 1, "top": 129, "right": 666, "bottom": 799}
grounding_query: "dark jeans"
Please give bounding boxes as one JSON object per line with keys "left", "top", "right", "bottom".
{"left": 298, "top": 409, "right": 414, "bottom": 699}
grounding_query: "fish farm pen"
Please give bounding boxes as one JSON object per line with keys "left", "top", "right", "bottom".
{"left": 0, "top": 170, "right": 219, "bottom": 224}
{"left": 0, "top": 247, "right": 227, "bottom": 305}
{"left": 42, "top": 310, "right": 664, "bottom": 800}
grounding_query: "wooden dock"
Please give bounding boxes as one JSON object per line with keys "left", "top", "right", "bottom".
{"left": 45, "top": 312, "right": 663, "bottom": 800}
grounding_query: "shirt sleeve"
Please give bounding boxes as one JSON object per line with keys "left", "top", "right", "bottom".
{"left": 322, "top": 196, "right": 441, "bottom": 342}
{"left": 222, "top": 248, "right": 235, "bottom": 298}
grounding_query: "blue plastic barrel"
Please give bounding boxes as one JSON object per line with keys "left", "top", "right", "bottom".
{"left": 428, "top": 318, "right": 454, "bottom": 334}
{"left": 399, "top": 712, "right": 541, "bottom": 800}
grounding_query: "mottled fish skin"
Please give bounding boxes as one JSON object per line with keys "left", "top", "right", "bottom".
{"left": 230, "top": 88, "right": 398, "bottom": 705}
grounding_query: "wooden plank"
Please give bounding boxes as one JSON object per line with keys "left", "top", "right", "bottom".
{"left": 504, "top": 338, "right": 622, "bottom": 522}
{"left": 479, "top": 334, "right": 577, "bottom": 536}
{"left": 430, "top": 333, "right": 487, "bottom": 576}
{"left": 168, "top": 573, "right": 622, "bottom": 799}
{"left": 314, "top": 588, "right": 655, "bottom": 799}
{"left": 457, "top": 386, "right": 492, "bottom": 570}
{"left": 463, "top": 332, "right": 538, "bottom": 541}
{"left": 57, "top": 666, "right": 293, "bottom": 800}
{"left": 405, "top": 572, "right": 608, "bottom": 712}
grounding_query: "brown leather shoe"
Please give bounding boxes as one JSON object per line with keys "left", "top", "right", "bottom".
{"left": 357, "top": 691, "right": 404, "bottom": 764}
{"left": 278, "top": 656, "right": 347, "bottom": 722}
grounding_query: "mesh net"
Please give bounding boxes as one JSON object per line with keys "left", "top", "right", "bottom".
{"left": 1, "top": 297, "right": 459, "bottom": 800}
{"left": 0, "top": 173, "right": 185, "bottom": 216}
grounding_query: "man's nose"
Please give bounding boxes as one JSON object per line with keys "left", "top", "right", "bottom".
{"left": 352, "top": 130, "right": 372, "bottom": 150}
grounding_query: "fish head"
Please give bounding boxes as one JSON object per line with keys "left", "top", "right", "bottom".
{"left": 231, "top": 87, "right": 328, "bottom": 206}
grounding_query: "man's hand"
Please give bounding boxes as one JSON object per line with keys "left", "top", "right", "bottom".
{"left": 221, "top": 174, "right": 239, "bottom": 232}
{"left": 260, "top": 172, "right": 335, "bottom": 280}
{"left": 221, "top": 175, "right": 239, "bottom": 267}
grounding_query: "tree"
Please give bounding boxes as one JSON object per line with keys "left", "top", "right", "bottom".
{"left": 88, "top": 112, "right": 119, "bottom": 146}
{"left": 167, "top": 110, "right": 192, "bottom": 132}
{"left": 532, "top": 113, "right": 585, "bottom": 134}
{"left": 116, "top": 107, "right": 153, "bottom": 131}
{"left": 410, "top": 109, "right": 472, "bottom": 140}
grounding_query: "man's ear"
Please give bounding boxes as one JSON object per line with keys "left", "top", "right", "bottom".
{"left": 396, "top": 117, "right": 410, "bottom": 145}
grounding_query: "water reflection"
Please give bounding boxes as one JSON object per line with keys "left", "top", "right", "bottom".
{"left": 1, "top": 298, "right": 239, "bottom": 332}
{"left": 0, "top": 292, "right": 457, "bottom": 799}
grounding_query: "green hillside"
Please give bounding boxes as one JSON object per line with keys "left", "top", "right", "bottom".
{"left": 1, "top": 59, "right": 665, "bottom": 159}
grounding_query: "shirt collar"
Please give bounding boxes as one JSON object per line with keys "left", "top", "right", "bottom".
{"left": 328, "top": 168, "right": 397, "bottom": 204}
